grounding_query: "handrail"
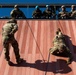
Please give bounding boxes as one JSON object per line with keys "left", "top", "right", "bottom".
{"left": 0, "top": 3, "right": 76, "bottom": 8}
{"left": 0, "top": 3, "right": 76, "bottom": 19}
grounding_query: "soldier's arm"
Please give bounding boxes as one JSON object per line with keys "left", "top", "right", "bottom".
{"left": 32, "top": 11, "right": 37, "bottom": 18}
{"left": 71, "top": 11, "right": 76, "bottom": 18}
{"left": 20, "top": 10, "right": 26, "bottom": 18}
{"left": 53, "top": 36, "right": 57, "bottom": 43}
{"left": 52, "top": 13, "right": 56, "bottom": 19}
{"left": 32, "top": 11, "right": 35, "bottom": 17}
{"left": 10, "top": 24, "right": 18, "bottom": 34}
{"left": 58, "top": 12, "right": 61, "bottom": 19}
{"left": 10, "top": 10, "right": 15, "bottom": 18}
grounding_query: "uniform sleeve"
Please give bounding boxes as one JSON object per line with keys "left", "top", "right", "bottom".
{"left": 10, "top": 9, "right": 15, "bottom": 18}
{"left": 32, "top": 10, "right": 36, "bottom": 17}
{"left": 10, "top": 10, "right": 13, "bottom": 15}
{"left": 20, "top": 10, "right": 26, "bottom": 18}
{"left": 71, "top": 11, "right": 76, "bottom": 17}
{"left": 53, "top": 36, "right": 57, "bottom": 43}
{"left": 22, "top": 12, "right": 26, "bottom": 18}
{"left": 2, "top": 27, "right": 4, "bottom": 35}
{"left": 10, "top": 24, "right": 18, "bottom": 34}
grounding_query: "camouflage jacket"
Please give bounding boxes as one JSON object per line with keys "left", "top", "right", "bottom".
{"left": 10, "top": 9, "right": 26, "bottom": 19}
{"left": 43, "top": 9, "right": 52, "bottom": 18}
{"left": 70, "top": 10, "right": 76, "bottom": 19}
{"left": 58, "top": 11, "right": 69, "bottom": 19}
{"left": 32, "top": 9, "right": 42, "bottom": 18}
{"left": 2, "top": 23, "right": 18, "bottom": 36}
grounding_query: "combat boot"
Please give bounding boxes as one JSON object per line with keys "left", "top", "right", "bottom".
{"left": 6, "top": 58, "right": 11, "bottom": 65}
{"left": 8, "top": 61, "right": 14, "bottom": 66}
{"left": 67, "top": 57, "right": 72, "bottom": 65}
{"left": 16, "top": 58, "right": 23, "bottom": 64}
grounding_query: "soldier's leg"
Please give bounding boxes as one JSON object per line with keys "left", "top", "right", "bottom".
{"left": 3, "top": 42, "right": 10, "bottom": 61}
{"left": 50, "top": 46, "right": 59, "bottom": 55}
{"left": 11, "top": 39, "right": 23, "bottom": 64}
{"left": 64, "top": 46, "right": 73, "bottom": 64}
{"left": 67, "top": 52, "right": 73, "bottom": 64}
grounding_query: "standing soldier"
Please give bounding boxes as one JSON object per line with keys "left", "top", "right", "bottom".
{"left": 10, "top": 5, "right": 26, "bottom": 19}
{"left": 32, "top": 5, "right": 42, "bottom": 19}
{"left": 58, "top": 5, "right": 69, "bottom": 19}
{"left": 2, "top": 19, "right": 23, "bottom": 65}
{"left": 50, "top": 28, "right": 73, "bottom": 64}
{"left": 70, "top": 5, "right": 76, "bottom": 19}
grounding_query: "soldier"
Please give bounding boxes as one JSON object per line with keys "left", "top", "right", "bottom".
{"left": 2, "top": 18, "right": 23, "bottom": 65}
{"left": 43, "top": 5, "right": 56, "bottom": 19}
{"left": 70, "top": 5, "right": 76, "bottom": 19}
{"left": 32, "top": 5, "right": 42, "bottom": 19}
{"left": 58, "top": 5, "right": 69, "bottom": 19}
{"left": 10, "top": 5, "right": 26, "bottom": 19}
{"left": 71, "top": 5, "right": 75, "bottom": 12}
{"left": 50, "top": 28, "right": 73, "bottom": 64}
{"left": 43, "top": 5, "right": 52, "bottom": 19}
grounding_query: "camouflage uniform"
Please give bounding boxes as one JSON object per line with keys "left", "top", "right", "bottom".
{"left": 43, "top": 9, "right": 52, "bottom": 19}
{"left": 70, "top": 5, "right": 76, "bottom": 19}
{"left": 10, "top": 5, "right": 26, "bottom": 19}
{"left": 58, "top": 5, "right": 69, "bottom": 19}
{"left": 50, "top": 28, "right": 73, "bottom": 64}
{"left": 32, "top": 5, "right": 42, "bottom": 19}
{"left": 43, "top": 5, "right": 56, "bottom": 19}
{"left": 43, "top": 5, "right": 52, "bottom": 19}
{"left": 2, "top": 19, "right": 23, "bottom": 64}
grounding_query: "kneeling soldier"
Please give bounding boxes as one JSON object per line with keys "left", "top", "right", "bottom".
{"left": 50, "top": 28, "right": 73, "bottom": 64}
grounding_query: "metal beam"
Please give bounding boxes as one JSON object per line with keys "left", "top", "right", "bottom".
{"left": 0, "top": 3, "right": 76, "bottom": 8}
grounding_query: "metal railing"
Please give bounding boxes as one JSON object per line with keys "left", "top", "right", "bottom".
{"left": 0, "top": 4, "right": 76, "bottom": 19}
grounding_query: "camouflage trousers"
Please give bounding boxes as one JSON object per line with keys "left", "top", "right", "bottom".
{"left": 50, "top": 43, "right": 72, "bottom": 59}
{"left": 2, "top": 35, "right": 20, "bottom": 62}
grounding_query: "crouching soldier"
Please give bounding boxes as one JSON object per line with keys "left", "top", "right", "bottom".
{"left": 2, "top": 18, "right": 23, "bottom": 65}
{"left": 50, "top": 28, "right": 73, "bottom": 64}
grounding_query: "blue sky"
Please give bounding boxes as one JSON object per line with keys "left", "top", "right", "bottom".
{"left": 0, "top": 0, "right": 76, "bottom": 18}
